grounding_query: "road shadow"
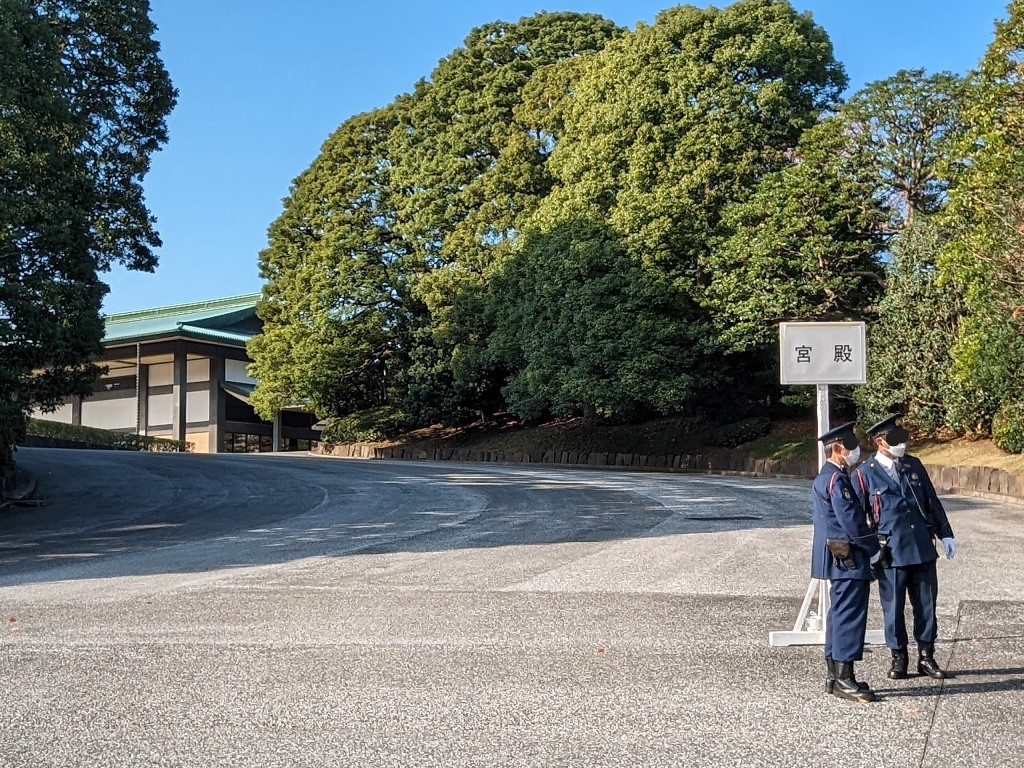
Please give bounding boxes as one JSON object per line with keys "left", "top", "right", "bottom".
{"left": 0, "top": 447, "right": 981, "bottom": 587}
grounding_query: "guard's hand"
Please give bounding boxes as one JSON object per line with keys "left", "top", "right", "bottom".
{"left": 942, "top": 537, "right": 957, "bottom": 560}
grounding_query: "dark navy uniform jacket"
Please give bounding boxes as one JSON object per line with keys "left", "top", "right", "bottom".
{"left": 811, "top": 460, "right": 880, "bottom": 580}
{"left": 852, "top": 454, "right": 954, "bottom": 567}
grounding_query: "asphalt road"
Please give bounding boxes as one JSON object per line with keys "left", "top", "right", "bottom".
{"left": 1, "top": 448, "right": 1022, "bottom": 768}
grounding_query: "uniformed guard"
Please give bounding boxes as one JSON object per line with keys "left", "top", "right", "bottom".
{"left": 811, "top": 421, "right": 880, "bottom": 703}
{"left": 852, "top": 414, "right": 956, "bottom": 680}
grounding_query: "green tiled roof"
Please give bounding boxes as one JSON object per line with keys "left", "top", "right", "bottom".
{"left": 103, "top": 293, "right": 262, "bottom": 346}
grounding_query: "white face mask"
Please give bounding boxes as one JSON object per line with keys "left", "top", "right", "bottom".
{"left": 844, "top": 446, "right": 862, "bottom": 466}
{"left": 887, "top": 442, "right": 907, "bottom": 458}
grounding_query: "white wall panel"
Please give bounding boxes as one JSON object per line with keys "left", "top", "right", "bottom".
{"left": 148, "top": 393, "right": 173, "bottom": 427}
{"left": 186, "top": 389, "right": 210, "bottom": 422}
{"left": 32, "top": 402, "right": 74, "bottom": 423}
{"left": 82, "top": 397, "right": 135, "bottom": 431}
{"left": 225, "top": 359, "right": 256, "bottom": 385}
{"left": 187, "top": 358, "right": 210, "bottom": 383}
{"left": 149, "top": 362, "right": 173, "bottom": 387}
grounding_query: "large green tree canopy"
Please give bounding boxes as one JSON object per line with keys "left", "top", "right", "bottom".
{"left": 939, "top": 0, "right": 1024, "bottom": 437}
{"left": 250, "top": 103, "right": 416, "bottom": 420}
{"left": 252, "top": 12, "right": 623, "bottom": 424}
{"left": 541, "top": 0, "right": 847, "bottom": 282}
{"left": 0, "top": 0, "right": 175, "bottom": 460}
{"left": 497, "top": 0, "right": 849, "bottom": 417}
{"left": 704, "top": 117, "right": 887, "bottom": 353}
{"left": 250, "top": 0, "right": 1024, "bottom": 450}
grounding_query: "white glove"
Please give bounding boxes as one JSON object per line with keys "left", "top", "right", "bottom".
{"left": 942, "top": 537, "right": 957, "bottom": 560}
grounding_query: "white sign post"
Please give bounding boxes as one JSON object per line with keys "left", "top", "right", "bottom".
{"left": 769, "top": 322, "right": 884, "bottom": 647}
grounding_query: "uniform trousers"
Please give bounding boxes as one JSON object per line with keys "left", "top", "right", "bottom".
{"left": 878, "top": 559, "right": 939, "bottom": 649}
{"left": 825, "top": 579, "right": 870, "bottom": 663}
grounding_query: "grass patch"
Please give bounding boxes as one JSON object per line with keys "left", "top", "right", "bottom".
{"left": 737, "top": 433, "right": 817, "bottom": 461}
{"left": 914, "top": 438, "right": 1024, "bottom": 474}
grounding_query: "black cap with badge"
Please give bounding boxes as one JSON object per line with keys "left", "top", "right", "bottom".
{"left": 866, "top": 413, "right": 909, "bottom": 444}
{"left": 818, "top": 421, "right": 860, "bottom": 450}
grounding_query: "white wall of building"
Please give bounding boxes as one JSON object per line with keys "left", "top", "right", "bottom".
{"left": 31, "top": 402, "right": 74, "bottom": 423}
{"left": 225, "top": 359, "right": 256, "bottom": 385}
{"left": 81, "top": 397, "right": 136, "bottom": 431}
{"left": 186, "top": 389, "right": 210, "bottom": 422}
{"left": 187, "top": 358, "right": 210, "bottom": 383}
{"left": 148, "top": 393, "right": 173, "bottom": 427}
{"left": 149, "top": 362, "right": 173, "bottom": 387}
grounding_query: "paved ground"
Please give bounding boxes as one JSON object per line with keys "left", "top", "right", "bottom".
{"left": 1, "top": 447, "right": 1022, "bottom": 767}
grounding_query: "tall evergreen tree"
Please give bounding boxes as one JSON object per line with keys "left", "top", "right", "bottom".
{"left": 250, "top": 104, "right": 418, "bottom": 421}
{"left": 251, "top": 12, "right": 623, "bottom": 428}
{"left": 0, "top": 0, "right": 175, "bottom": 461}
{"left": 842, "top": 68, "right": 965, "bottom": 233}
{"left": 855, "top": 219, "right": 963, "bottom": 433}
{"left": 506, "top": 0, "right": 847, "bottom": 418}
{"left": 396, "top": 12, "right": 623, "bottom": 422}
{"left": 939, "top": 1, "right": 1024, "bottom": 440}
{"left": 705, "top": 118, "right": 887, "bottom": 354}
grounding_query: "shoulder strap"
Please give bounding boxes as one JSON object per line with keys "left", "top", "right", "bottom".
{"left": 855, "top": 466, "right": 879, "bottom": 524}
{"left": 827, "top": 468, "right": 841, "bottom": 497}
{"left": 854, "top": 467, "right": 867, "bottom": 496}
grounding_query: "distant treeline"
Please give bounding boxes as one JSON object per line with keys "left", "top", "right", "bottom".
{"left": 245, "top": 0, "right": 1024, "bottom": 453}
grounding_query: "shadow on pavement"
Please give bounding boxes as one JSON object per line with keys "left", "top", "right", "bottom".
{"left": 1, "top": 448, "right": 816, "bottom": 587}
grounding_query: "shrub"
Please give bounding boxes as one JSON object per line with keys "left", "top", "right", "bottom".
{"left": 707, "top": 417, "right": 772, "bottom": 448}
{"left": 319, "top": 406, "right": 410, "bottom": 444}
{"left": 992, "top": 399, "right": 1024, "bottom": 454}
{"left": 26, "top": 419, "right": 191, "bottom": 452}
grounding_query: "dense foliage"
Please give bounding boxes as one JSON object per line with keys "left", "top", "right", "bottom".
{"left": 0, "top": 0, "right": 175, "bottom": 462}
{"left": 249, "top": 0, "right": 1024, "bottom": 454}
{"left": 939, "top": 0, "right": 1024, "bottom": 441}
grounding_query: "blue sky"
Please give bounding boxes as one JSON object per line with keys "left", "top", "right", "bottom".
{"left": 102, "top": 0, "right": 1011, "bottom": 313}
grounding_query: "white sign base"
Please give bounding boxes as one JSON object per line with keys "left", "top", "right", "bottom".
{"left": 769, "top": 577, "right": 885, "bottom": 647}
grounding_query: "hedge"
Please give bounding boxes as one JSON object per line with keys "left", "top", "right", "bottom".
{"left": 26, "top": 419, "right": 192, "bottom": 452}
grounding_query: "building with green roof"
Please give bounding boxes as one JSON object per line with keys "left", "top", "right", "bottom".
{"left": 34, "top": 294, "right": 319, "bottom": 453}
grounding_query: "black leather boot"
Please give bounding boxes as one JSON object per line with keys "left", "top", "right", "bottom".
{"left": 833, "top": 661, "right": 877, "bottom": 703}
{"left": 827, "top": 656, "right": 870, "bottom": 692}
{"left": 888, "top": 647, "right": 909, "bottom": 680}
{"left": 918, "top": 644, "right": 947, "bottom": 679}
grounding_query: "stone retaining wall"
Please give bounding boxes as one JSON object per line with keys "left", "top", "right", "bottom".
{"left": 316, "top": 442, "right": 816, "bottom": 477}
{"left": 926, "top": 463, "right": 1024, "bottom": 499}
{"left": 314, "top": 443, "right": 1024, "bottom": 504}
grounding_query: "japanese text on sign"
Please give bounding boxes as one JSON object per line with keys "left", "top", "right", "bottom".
{"left": 778, "top": 322, "right": 866, "bottom": 385}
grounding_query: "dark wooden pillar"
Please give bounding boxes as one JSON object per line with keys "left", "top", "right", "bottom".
{"left": 136, "top": 363, "right": 149, "bottom": 436}
{"left": 208, "top": 354, "right": 225, "bottom": 452}
{"left": 171, "top": 345, "right": 187, "bottom": 442}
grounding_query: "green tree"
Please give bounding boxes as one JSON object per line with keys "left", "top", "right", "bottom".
{"left": 395, "top": 12, "right": 623, "bottom": 422}
{"left": 842, "top": 69, "right": 965, "bottom": 233}
{"left": 38, "top": 0, "right": 177, "bottom": 272}
{"left": 705, "top": 118, "right": 887, "bottom": 354}
{"left": 250, "top": 104, "right": 418, "bottom": 422}
{"left": 939, "top": 1, "right": 1024, "bottom": 439}
{"left": 0, "top": 0, "right": 175, "bottom": 462}
{"left": 505, "top": 0, "right": 846, "bottom": 418}
{"left": 854, "top": 218, "right": 963, "bottom": 433}
{"left": 542, "top": 0, "right": 846, "bottom": 284}
{"left": 487, "top": 219, "right": 709, "bottom": 422}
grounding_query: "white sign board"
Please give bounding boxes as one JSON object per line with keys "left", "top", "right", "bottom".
{"left": 779, "top": 322, "right": 866, "bottom": 385}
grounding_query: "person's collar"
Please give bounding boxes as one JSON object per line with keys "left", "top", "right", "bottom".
{"left": 826, "top": 458, "right": 845, "bottom": 470}
{"left": 875, "top": 451, "right": 895, "bottom": 469}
